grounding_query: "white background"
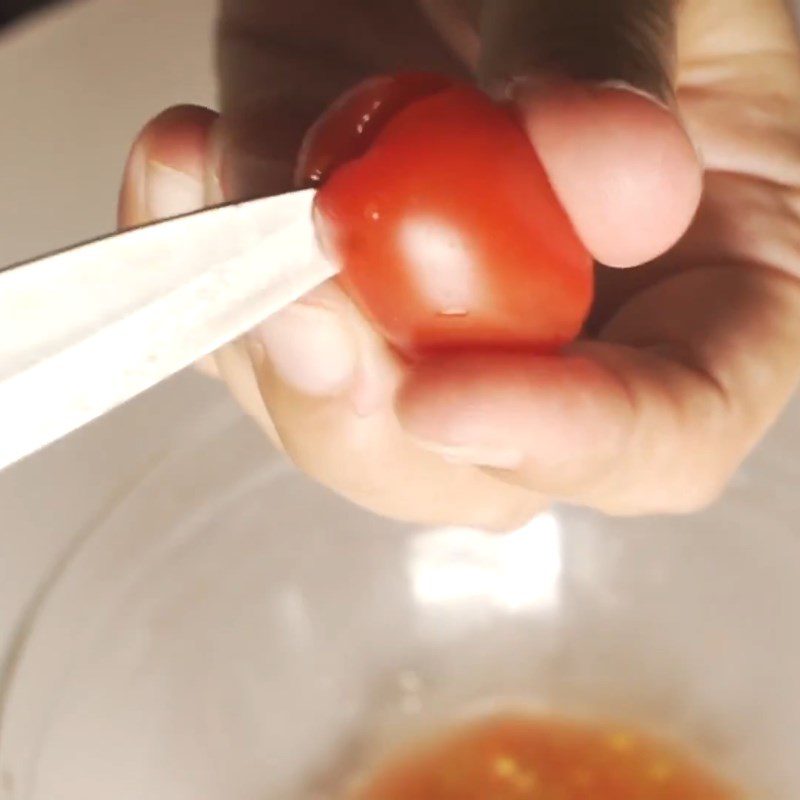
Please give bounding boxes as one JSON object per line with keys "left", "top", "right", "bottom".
{"left": 0, "top": 0, "right": 224, "bottom": 669}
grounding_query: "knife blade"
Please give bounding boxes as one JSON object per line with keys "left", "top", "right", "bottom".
{"left": 0, "top": 188, "right": 336, "bottom": 473}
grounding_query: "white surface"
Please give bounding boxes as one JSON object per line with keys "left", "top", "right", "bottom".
{"left": 0, "top": 0, "right": 219, "bottom": 690}
{"left": 1, "top": 2, "right": 800, "bottom": 799}
{"left": 0, "top": 0, "right": 216, "bottom": 265}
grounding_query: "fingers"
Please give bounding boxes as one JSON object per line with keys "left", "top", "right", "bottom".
{"left": 397, "top": 346, "right": 724, "bottom": 515}
{"left": 515, "top": 82, "right": 703, "bottom": 269}
{"left": 118, "top": 105, "right": 222, "bottom": 379}
{"left": 121, "top": 105, "right": 544, "bottom": 529}
{"left": 248, "top": 334, "right": 547, "bottom": 530}
{"left": 117, "top": 105, "right": 282, "bottom": 441}
{"left": 249, "top": 266, "right": 546, "bottom": 529}
{"left": 397, "top": 264, "right": 800, "bottom": 516}
{"left": 479, "top": 0, "right": 702, "bottom": 267}
{"left": 118, "top": 105, "right": 215, "bottom": 229}
{"left": 211, "top": 3, "right": 551, "bottom": 528}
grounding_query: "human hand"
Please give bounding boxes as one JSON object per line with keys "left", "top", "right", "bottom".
{"left": 118, "top": 0, "right": 800, "bottom": 528}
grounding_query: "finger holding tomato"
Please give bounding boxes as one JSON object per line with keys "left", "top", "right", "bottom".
{"left": 119, "top": 0, "right": 800, "bottom": 525}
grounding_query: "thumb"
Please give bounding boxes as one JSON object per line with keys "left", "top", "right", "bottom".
{"left": 479, "top": 0, "right": 702, "bottom": 267}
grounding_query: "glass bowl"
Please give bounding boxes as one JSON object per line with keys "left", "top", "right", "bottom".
{"left": 0, "top": 402, "right": 798, "bottom": 799}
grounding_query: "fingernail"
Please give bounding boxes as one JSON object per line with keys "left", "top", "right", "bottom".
{"left": 205, "top": 124, "right": 226, "bottom": 204}
{"left": 128, "top": 137, "right": 205, "bottom": 220}
{"left": 410, "top": 440, "right": 525, "bottom": 471}
{"left": 144, "top": 160, "right": 205, "bottom": 219}
{"left": 593, "top": 80, "right": 704, "bottom": 167}
{"left": 593, "top": 79, "right": 672, "bottom": 111}
{"left": 510, "top": 76, "right": 704, "bottom": 171}
{"left": 256, "top": 302, "right": 357, "bottom": 397}
{"left": 509, "top": 75, "right": 670, "bottom": 110}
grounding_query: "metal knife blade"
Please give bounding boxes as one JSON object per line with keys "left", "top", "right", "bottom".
{"left": 0, "top": 188, "right": 335, "bottom": 472}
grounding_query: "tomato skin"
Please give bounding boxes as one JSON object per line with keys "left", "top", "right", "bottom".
{"left": 296, "top": 72, "right": 455, "bottom": 188}
{"left": 299, "top": 73, "right": 593, "bottom": 357}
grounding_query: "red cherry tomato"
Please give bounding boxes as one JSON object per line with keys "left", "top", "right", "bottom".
{"left": 297, "top": 72, "right": 593, "bottom": 357}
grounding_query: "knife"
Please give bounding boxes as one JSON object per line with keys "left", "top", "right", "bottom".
{"left": 0, "top": 188, "right": 336, "bottom": 473}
